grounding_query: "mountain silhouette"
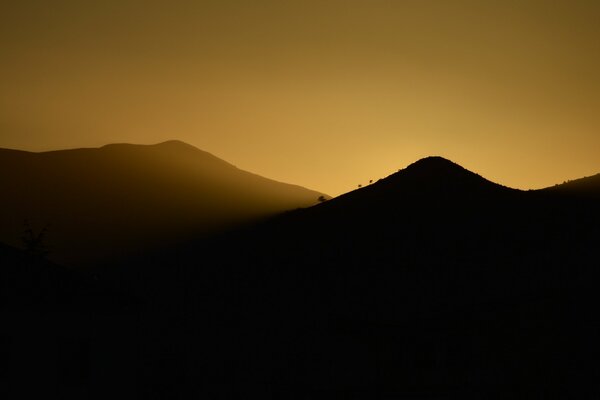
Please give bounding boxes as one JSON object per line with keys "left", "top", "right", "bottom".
{"left": 0, "top": 141, "right": 327, "bottom": 265}
{"left": 317, "top": 156, "right": 515, "bottom": 207}
{"left": 382, "top": 156, "right": 502, "bottom": 190}
{"left": 270, "top": 156, "right": 523, "bottom": 241}
{"left": 3, "top": 156, "right": 600, "bottom": 398}
{"left": 132, "top": 156, "right": 598, "bottom": 398}
{"left": 544, "top": 172, "right": 600, "bottom": 198}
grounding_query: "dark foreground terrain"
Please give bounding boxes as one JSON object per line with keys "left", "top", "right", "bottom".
{"left": 2, "top": 157, "right": 600, "bottom": 399}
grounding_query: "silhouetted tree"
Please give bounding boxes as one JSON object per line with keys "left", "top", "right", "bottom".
{"left": 358, "top": 184, "right": 362, "bottom": 188}
{"left": 21, "top": 220, "right": 49, "bottom": 258}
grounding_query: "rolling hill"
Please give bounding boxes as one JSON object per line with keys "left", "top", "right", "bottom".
{"left": 0, "top": 140, "right": 327, "bottom": 266}
{"left": 3, "top": 156, "right": 600, "bottom": 398}
{"left": 140, "top": 156, "right": 599, "bottom": 398}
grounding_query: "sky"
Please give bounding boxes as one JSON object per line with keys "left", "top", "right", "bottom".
{"left": 1, "top": 0, "right": 599, "bottom": 196}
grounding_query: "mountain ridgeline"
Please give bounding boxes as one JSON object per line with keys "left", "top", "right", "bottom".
{"left": 90, "top": 155, "right": 599, "bottom": 398}
{"left": 2, "top": 153, "right": 600, "bottom": 398}
{"left": 0, "top": 140, "right": 327, "bottom": 265}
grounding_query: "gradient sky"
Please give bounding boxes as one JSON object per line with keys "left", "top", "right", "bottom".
{"left": 1, "top": 1, "right": 599, "bottom": 196}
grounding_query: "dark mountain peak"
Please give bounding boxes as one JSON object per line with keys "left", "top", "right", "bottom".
{"left": 403, "top": 156, "right": 471, "bottom": 178}
{"left": 366, "top": 156, "right": 510, "bottom": 198}
{"left": 382, "top": 156, "right": 485, "bottom": 189}
{"left": 321, "top": 156, "right": 513, "bottom": 215}
{"left": 409, "top": 155, "right": 454, "bottom": 165}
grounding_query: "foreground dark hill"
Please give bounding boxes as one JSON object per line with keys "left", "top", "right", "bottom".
{"left": 0, "top": 242, "right": 137, "bottom": 399}
{"left": 4, "top": 157, "right": 600, "bottom": 398}
{"left": 0, "top": 140, "right": 326, "bottom": 266}
{"left": 146, "top": 156, "right": 599, "bottom": 398}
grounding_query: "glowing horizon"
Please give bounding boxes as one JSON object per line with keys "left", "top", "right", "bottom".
{"left": 2, "top": 1, "right": 600, "bottom": 196}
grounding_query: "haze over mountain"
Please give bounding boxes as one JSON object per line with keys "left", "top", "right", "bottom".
{"left": 0, "top": 140, "right": 327, "bottom": 265}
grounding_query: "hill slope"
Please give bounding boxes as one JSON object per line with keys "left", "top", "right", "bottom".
{"left": 5, "top": 156, "right": 600, "bottom": 398}
{"left": 0, "top": 140, "right": 327, "bottom": 265}
{"left": 543, "top": 172, "right": 600, "bottom": 198}
{"left": 132, "top": 156, "right": 599, "bottom": 398}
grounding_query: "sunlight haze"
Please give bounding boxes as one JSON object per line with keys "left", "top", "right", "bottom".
{"left": 2, "top": 0, "right": 599, "bottom": 195}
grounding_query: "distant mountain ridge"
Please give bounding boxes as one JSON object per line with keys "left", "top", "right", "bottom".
{"left": 0, "top": 141, "right": 327, "bottom": 266}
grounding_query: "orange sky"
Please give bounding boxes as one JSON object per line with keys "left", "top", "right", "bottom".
{"left": 1, "top": 1, "right": 599, "bottom": 196}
